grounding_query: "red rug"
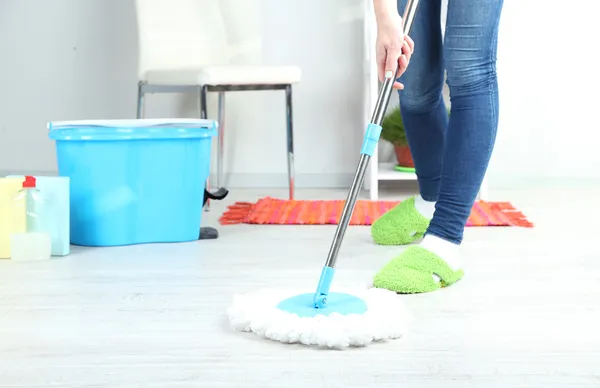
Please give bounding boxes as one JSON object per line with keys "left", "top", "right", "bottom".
{"left": 219, "top": 197, "right": 533, "bottom": 227}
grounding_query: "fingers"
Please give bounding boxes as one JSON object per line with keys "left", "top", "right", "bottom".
{"left": 394, "top": 35, "right": 414, "bottom": 84}
{"left": 376, "top": 44, "right": 387, "bottom": 82}
{"left": 402, "top": 36, "right": 414, "bottom": 63}
{"left": 394, "top": 55, "right": 409, "bottom": 85}
{"left": 385, "top": 45, "right": 402, "bottom": 78}
{"left": 377, "top": 34, "right": 415, "bottom": 86}
{"left": 404, "top": 35, "right": 415, "bottom": 55}
{"left": 392, "top": 54, "right": 409, "bottom": 89}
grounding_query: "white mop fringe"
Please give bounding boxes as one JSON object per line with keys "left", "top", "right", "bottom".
{"left": 227, "top": 287, "right": 412, "bottom": 349}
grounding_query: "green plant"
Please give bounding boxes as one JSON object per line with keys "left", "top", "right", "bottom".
{"left": 381, "top": 106, "right": 407, "bottom": 146}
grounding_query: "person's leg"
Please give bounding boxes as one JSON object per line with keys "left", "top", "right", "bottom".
{"left": 373, "top": 0, "right": 504, "bottom": 293}
{"left": 398, "top": 0, "right": 447, "bottom": 202}
{"left": 427, "top": 0, "right": 503, "bottom": 244}
{"left": 371, "top": 0, "right": 445, "bottom": 245}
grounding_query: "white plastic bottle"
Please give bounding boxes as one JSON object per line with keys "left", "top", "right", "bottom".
{"left": 10, "top": 176, "right": 51, "bottom": 262}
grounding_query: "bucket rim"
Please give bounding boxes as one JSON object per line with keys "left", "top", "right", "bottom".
{"left": 48, "top": 118, "right": 218, "bottom": 141}
{"left": 48, "top": 118, "right": 216, "bottom": 130}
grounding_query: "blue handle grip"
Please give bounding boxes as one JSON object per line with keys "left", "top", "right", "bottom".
{"left": 360, "top": 123, "right": 382, "bottom": 156}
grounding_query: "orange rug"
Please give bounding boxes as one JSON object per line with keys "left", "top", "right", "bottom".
{"left": 219, "top": 197, "right": 533, "bottom": 227}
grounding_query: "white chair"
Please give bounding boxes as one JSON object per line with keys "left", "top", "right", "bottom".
{"left": 133, "top": 0, "right": 301, "bottom": 204}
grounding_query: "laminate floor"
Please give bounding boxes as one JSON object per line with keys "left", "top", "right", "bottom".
{"left": 1, "top": 186, "right": 599, "bottom": 387}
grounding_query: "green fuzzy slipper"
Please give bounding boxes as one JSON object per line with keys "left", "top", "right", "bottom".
{"left": 373, "top": 246, "right": 464, "bottom": 294}
{"left": 371, "top": 197, "right": 430, "bottom": 245}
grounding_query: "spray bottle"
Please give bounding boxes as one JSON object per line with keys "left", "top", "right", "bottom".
{"left": 10, "top": 176, "right": 51, "bottom": 261}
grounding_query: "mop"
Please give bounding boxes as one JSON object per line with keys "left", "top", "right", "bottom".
{"left": 227, "top": 0, "right": 420, "bottom": 349}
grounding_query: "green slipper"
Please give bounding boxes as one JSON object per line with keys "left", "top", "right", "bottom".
{"left": 371, "top": 197, "right": 430, "bottom": 245}
{"left": 373, "top": 246, "right": 464, "bottom": 294}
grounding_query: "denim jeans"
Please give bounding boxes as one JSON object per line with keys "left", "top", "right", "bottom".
{"left": 396, "top": 0, "right": 504, "bottom": 244}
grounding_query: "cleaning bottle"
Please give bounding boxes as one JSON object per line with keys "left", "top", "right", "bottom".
{"left": 6, "top": 175, "right": 70, "bottom": 256}
{"left": 0, "top": 178, "right": 27, "bottom": 259}
{"left": 10, "top": 176, "right": 51, "bottom": 261}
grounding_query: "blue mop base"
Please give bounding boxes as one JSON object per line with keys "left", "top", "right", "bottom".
{"left": 276, "top": 292, "right": 367, "bottom": 318}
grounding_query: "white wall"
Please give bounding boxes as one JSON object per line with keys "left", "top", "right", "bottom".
{"left": 0, "top": 0, "right": 138, "bottom": 169}
{"left": 0, "top": 0, "right": 597, "bottom": 190}
{"left": 489, "top": 0, "right": 599, "bottom": 187}
{"left": 0, "top": 0, "right": 366, "bottom": 189}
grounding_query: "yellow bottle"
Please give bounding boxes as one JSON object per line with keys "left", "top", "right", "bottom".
{"left": 0, "top": 177, "right": 27, "bottom": 259}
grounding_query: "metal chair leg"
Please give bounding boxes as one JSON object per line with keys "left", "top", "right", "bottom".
{"left": 136, "top": 82, "right": 145, "bottom": 119}
{"left": 217, "top": 91, "right": 225, "bottom": 189}
{"left": 285, "top": 85, "right": 295, "bottom": 200}
{"left": 199, "top": 85, "right": 212, "bottom": 212}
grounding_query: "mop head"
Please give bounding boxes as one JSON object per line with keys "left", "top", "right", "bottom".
{"left": 227, "top": 287, "right": 411, "bottom": 349}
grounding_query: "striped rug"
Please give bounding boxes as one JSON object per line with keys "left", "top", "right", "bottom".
{"left": 219, "top": 197, "right": 533, "bottom": 227}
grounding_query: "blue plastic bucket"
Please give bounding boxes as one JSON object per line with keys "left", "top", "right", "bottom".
{"left": 48, "top": 119, "right": 217, "bottom": 247}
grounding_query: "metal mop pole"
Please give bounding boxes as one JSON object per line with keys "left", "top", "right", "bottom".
{"left": 313, "top": 0, "right": 420, "bottom": 308}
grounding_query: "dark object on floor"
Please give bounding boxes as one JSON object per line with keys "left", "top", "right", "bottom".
{"left": 199, "top": 227, "right": 219, "bottom": 240}
{"left": 199, "top": 188, "right": 229, "bottom": 240}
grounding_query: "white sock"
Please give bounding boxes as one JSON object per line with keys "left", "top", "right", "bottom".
{"left": 420, "top": 234, "right": 462, "bottom": 283}
{"left": 414, "top": 195, "right": 436, "bottom": 219}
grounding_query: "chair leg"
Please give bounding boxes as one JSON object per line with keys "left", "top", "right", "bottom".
{"left": 136, "top": 82, "right": 145, "bottom": 119}
{"left": 217, "top": 91, "right": 225, "bottom": 189}
{"left": 199, "top": 85, "right": 212, "bottom": 212}
{"left": 285, "top": 85, "right": 295, "bottom": 200}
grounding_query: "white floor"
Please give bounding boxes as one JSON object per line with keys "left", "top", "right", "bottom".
{"left": 1, "top": 186, "right": 599, "bottom": 387}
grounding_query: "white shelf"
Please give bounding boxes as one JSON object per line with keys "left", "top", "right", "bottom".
{"left": 377, "top": 162, "right": 417, "bottom": 181}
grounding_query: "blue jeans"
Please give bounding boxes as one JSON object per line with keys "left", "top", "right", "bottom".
{"left": 396, "top": 0, "right": 503, "bottom": 244}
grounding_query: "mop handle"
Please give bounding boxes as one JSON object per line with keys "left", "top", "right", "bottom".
{"left": 313, "top": 0, "right": 420, "bottom": 309}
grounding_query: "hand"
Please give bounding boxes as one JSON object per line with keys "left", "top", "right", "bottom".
{"left": 375, "top": 13, "right": 414, "bottom": 89}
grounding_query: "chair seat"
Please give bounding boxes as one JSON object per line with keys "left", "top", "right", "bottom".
{"left": 143, "top": 65, "right": 302, "bottom": 86}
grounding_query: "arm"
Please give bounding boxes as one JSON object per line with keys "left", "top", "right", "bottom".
{"left": 373, "top": 0, "right": 398, "bottom": 24}
{"left": 372, "top": 0, "right": 413, "bottom": 88}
